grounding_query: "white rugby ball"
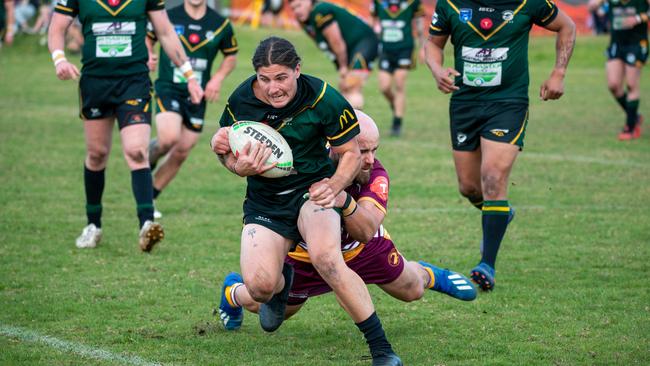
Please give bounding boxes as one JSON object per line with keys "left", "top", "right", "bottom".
{"left": 228, "top": 121, "right": 294, "bottom": 178}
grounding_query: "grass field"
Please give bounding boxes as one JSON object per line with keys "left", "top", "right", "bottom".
{"left": 1, "top": 26, "right": 649, "bottom": 366}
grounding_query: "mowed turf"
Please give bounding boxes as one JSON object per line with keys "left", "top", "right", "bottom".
{"left": 0, "top": 25, "right": 649, "bottom": 366}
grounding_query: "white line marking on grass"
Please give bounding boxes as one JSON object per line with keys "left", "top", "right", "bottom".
{"left": 0, "top": 324, "right": 163, "bottom": 366}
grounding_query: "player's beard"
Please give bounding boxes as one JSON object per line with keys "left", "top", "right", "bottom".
{"left": 356, "top": 169, "right": 371, "bottom": 185}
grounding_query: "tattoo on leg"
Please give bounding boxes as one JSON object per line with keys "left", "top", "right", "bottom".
{"left": 247, "top": 228, "right": 256, "bottom": 239}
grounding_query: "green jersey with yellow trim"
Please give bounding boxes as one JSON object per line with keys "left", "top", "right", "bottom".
{"left": 429, "top": 0, "right": 558, "bottom": 102}
{"left": 607, "top": 0, "right": 648, "bottom": 45}
{"left": 371, "top": 0, "right": 425, "bottom": 51}
{"left": 219, "top": 74, "right": 360, "bottom": 196}
{"left": 149, "top": 5, "right": 238, "bottom": 95}
{"left": 54, "top": 0, "right": 164, "bottom": 76}
{"left": 301, "top": 2, "right": 376, "bottom": 63}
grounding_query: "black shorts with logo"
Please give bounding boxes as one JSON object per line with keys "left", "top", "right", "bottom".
{"left": 155, "top": 93, "right": 207, "bottom": 132}
{"left": 243, "top": 186, "right": 312, "bottom": 243}
{"left": 607, "top": 40, "right": 649, "bottom": 67}
{"left": 347, "top": 37, "right": 379, "bottom": 71}
{"left": 79, "top": 72, "right": 152, "bottom": 129}
{"left": 449, "top": 101, "right": 529, "bottom": 151}
{"left": 378, "top": 47, "right": 415, "bottom": 73}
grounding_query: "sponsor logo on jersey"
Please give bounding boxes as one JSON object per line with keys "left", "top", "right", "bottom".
{"left": 370, "top": 176, "right": 389, "bottom": 202}
{"left": 338, "top": 109, "right": 356, "bottom": 129}
{"left": 58, "top": 0, "right": 67, "bottom": 6}
{"left": 189, "top": 33, "right": 200, "bottom": 44}
{"left": 480, "top": 18, "right": 493, "bottom": 30}
{"left": 174, "top": 25, "right": 185, "bottom": 35}
{"left": 92, "top": 22, "right": 136, "bottom": 35}
{"left": 490, "top": 129, "right": 509, "bottom": 137}
{"left": 431, "top": 11, "right": 439, "bottom": 25}
{"left": 479, "top": 7, "right": 495, "bottom": 12}
{"left": 459, "top": 8, "right": 472, "bottom": 23}
{"left": 188, "top": 24, "right": 202, "bottom": 31}
{"left": 462, "top": 47, "right": 508, "bottom": 62}
{"left": 205, "top": 31, "right": 214, "bottom": 41}
{"left": 502, "top": 10, "right": 514, "bottom": 21}
{"left": 457, "top": 132, "right": 467, "bottom": 144}
{"left": 387, "top": 248, "right": 400, "bottom": 267}
{"left": 107, "top": 0, "right": 120, "bottom": 7}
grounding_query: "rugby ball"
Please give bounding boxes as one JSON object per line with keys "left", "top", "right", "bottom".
{"left": 228, "top": 121, "right": 294, "bottom": 178}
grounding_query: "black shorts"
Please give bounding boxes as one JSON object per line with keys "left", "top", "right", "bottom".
{"left": 155, "top": 93, "right": 206, "bottom": 132}
{"left": 79, "top": 73, "right": 152, "bottom": 129}
{"left": 347, "top": 37, "right": 379, "bottom": 71}
{"left": 607, "top": 40, "right": 649, "bottom": 67}
{"left": 449, "top": 101, "right": 529, "bottom": 151}
{"left": 243, "top": 187, "right": 312, "bottom": 243}
{"left": 378, "top": 47, "right": 415, "bottom": 73}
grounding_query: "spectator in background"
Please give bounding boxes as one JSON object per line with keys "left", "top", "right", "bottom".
{"left": 1, "top": 0, "right": 15, "bottom": 46}
{"left": 13, "top": 0, "right": 36, "bottom": 34}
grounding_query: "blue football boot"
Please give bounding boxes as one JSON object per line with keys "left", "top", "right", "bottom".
{"left": 218, "top": 272, "right": 244, "bottom": 330}
{"left": 419, "top": 261, "right": 477, "bottom": 301}
{"left": 470, "top": 262, "right": 496, "bottom": 291}
{"left": 372, "top": 352, "right": 403, "bottom": 366}
{"left": 259, "top": 263, "right": 294, "bottom": 332}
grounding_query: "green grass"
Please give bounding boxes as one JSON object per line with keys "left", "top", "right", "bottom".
{"left": 1, "top": 28, "right": 649, "bottom": 365}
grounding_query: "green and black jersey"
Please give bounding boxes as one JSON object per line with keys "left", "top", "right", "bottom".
{"left": 371, "top": 0, "right": 425, "bottom": 51}
{"left": 148, "top": 4, "right": 238, "bottom": 96}
{"left": 429, "top": 0, "right": 558, "bottom": 102}
{"left": 54, "top": 0, "right": 164, "bottom": 76}
{"left": 301, "top": 2, "right": 376, "bottom": 62}
{"left": 606, "top": 0, "right": 648, "bottom": 45}
{"left": 219, "top": 74, "right": 360, "bottom": 196}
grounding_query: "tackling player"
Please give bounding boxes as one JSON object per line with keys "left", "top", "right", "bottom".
{"left": 49, "top": 0, "right": 203, "bottom": 251}
{"left": 146, "top": 0, "right": 237, "bottom": 217}
{"left": 425, "top": 0, "right": 575, "bottom": 290}
{"left": 589, "top": 0, "right": 648, "bottom": 140}
{"left": 288, "top": 0, "right": 378, "bottom": 110}
{"left": 218, "top": 111, "right": 477, "bottom": 366}
{"left": 371, "top": 0, "right": 426, "bottom": 136}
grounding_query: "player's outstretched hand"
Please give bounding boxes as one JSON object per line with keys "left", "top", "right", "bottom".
{"left": 211, "top": 127, "right": 231, "bottom": 155}
{"left": 540, "top": 71, "right": 565, "bottom": 101}
{"left": 233, "top": 141, "right": 276, "bottom": 176}
{"left": 187, "top": 78, "right": 204, "bottom": 104}
{"left": 309, "top": 178, "right": 336, "bottom": 208}
{"left": 434, "top": 67, "right": 460, "bottom": 94}
{"left": 204, "top": 78, "right": 221, "bottom": 103}
{"left": 55, "top": 60, "right": 80, "bottom": 80}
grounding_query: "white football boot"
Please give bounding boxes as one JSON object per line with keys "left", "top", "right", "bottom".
{"left": 139, "top": 220, "right": 164, "bottom": 252}
{"left": 75, "top": 224, "right": 102, "bottom": 248}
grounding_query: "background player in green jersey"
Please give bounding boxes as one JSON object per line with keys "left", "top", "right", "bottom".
{"left": 371, "top": 0, "right": 425, "bottom": 136}
{"left": 146, "top": 0, "right": 238, "bottom": 218}
{"left": 49, "top": 0, "right": 203, "bottom": 251}
{"left": 289, "top": 0, "right": 378, "bottom": 110}
{"left": 211, "top": 37, "right": 401, "bottom": 366}
{"left": 1, "top": 0, "right": 15, "bottom": 47}
{"left": 425, "top": 0, "right": 575, "bottom": 291}
{"left": 589, "top": 0, "right": 649, "bottom": 140}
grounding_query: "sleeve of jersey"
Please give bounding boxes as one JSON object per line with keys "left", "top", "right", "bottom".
{"left": 146, "top": 21, "right": 157, "bottom": 41}
{"left": 146, "top": 0, "right": 165, "bottom": 12}
{"left": 220, "top": 24, "right": 239, "bottom": 55}
{"left": 314, "top": 6, "right": 336, "bottom": 30}
{"left": 358, "top": 168, "right": 389, "bottom": 214}
{"left": 54, "top": 0, "right": 78, "bottom": 17}
{"left": 414, "top": 0, "right": 425, "bottom": 17}
{"left": 219, "top": 103, "right": 237, "bottom": 128}
{"left": 322, "top": 86, "right": 360, "bottom": 147}
{"left": 428, "top": 3, "right": 450, "bottom": 35}
{"left": 530, "top": 0, "right": 559, "bottom": 27}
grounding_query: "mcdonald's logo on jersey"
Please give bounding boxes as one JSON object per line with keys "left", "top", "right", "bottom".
{"left": 339, "top": 109, "right": 356, "bottom": 129}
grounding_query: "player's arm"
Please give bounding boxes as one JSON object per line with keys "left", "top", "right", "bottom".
{"left": 204, "top": 54, "right": 237, "bottom": 102}
{"left": 148, "top": 9, "right": 204, "bottom": 103}
{"left": 145, "top": 35, "right": 158, "bottom": 72}
{"left": 48, "top": 12, "right": 80, "bottom": 80}
{"left": 321, "top": 22, "right": 349, "bottom": 76}
{"left": 415, "top": 15, "right": 426, "bottom": 61}
{"left": 424, "top": 34, "right": 459, "bottom": 93}
{"left": 334, "top": 191, "right": 385, "bottom": 243}
{"left": 539, "top": 9, "right": 576, "bottom": 101}
{"left": 4, "top": 0, "right": 15, "bottom": 45}
{"left": 587, "top": 0, "right": 605, "bottom": 11}
{"left": 309, "top": 139, "right": 361, "bottom": 208}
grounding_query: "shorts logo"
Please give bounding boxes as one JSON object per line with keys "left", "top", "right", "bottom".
{"left": 381, "top": 60, "right": 390, "bottom": 69}
{"left": 370, "top": 176, "right": 389, "bottom": 202}
{"left": 90, "top": 108, "right": 101, "bottom": 117}
{"left": 457, "top": 133, "right": 467, "bottom": 144}
{"left": 459, "top": 9, "right": 472, "bottom": 23}
{"left": 170, "top": 100, "right": 180, "bottom": 110}
{"left": 490, "top": 129, "right": 509, "bottom": 137}
{"left": 124, "top": 99, "right": 140, "bottom": 106}
{"left": 626, "top": 53, "right": 636, "bottom": 64}
{"left": 128, "top": 113, "right": 146, "bottom": 124}
{"left": 387, "top": 248, "right": 400, "bottom": 267}
{"left": 190, "top": 117, "right": 204, "bottom": 127}
{"left": 254, "top": 215, "right": 272, "bottom": 224}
